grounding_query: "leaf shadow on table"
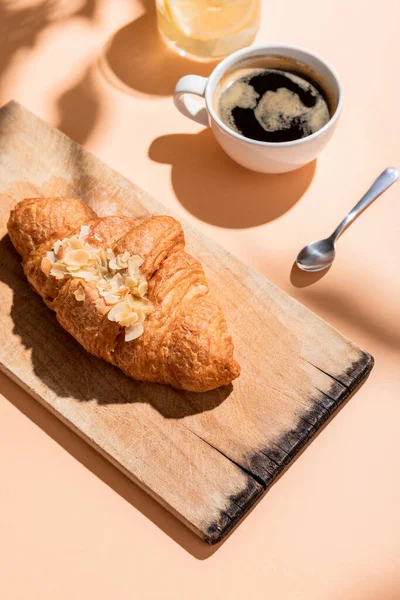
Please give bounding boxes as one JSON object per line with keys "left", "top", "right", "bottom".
{"left": 299, "top": 286, "right": 400, "bottom": 352}
{"left": 0, "top": 0, "right": 101, "bottom": 145}
{"left": 100, "top": 0, "right": 218, "bottom": 97}
{"left": 55, "top": 65, "right": 101, "bottom": 146}
{"left": 339, "top": 579, "right": 400, "bottom": 600}
{"left": 149, "top": 129, "right": 316, "bottom": 228}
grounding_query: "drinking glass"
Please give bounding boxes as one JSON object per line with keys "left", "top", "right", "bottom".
{"left": 156, "top": 0, "right": 261, "bottom": 61}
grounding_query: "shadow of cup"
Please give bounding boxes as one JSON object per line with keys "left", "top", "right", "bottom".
{"left": 149, "top": 129, "right": 316, "bottom": 228}
{"left": 102, "top": 1, "right": 218, "bottom": 97}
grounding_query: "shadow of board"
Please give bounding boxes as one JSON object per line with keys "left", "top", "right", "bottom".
{"left": 1, "top": 372, "right": 217, "bottom": 560}
{"left": 103, "top": 0, "right": 218, "bottom": 96}
{"left": 0, "top": 227, "right": 234, "bottom": 559}
{"left": 149, "top": 129, "right": 316, "bottom": 228}
{"left": 0, "top": 240, "right": 373, "bottom": 556}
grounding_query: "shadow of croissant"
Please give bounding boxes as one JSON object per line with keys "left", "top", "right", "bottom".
{"left": 0, "top": 235, "right": 231, "bottom": 418}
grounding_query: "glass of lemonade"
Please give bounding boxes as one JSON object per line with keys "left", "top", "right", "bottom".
{"left": 156, "top": 0, "right": 261, "bottom": 61}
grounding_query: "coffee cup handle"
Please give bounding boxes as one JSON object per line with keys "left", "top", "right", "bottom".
{"left": 173, "top": 75, "right": 209, "bottom": 127}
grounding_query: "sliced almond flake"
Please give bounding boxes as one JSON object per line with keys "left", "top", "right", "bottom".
{"left": 125, "top": 322, "right": 144, "bottom": 342}
{"left": 53, "top": 240, "right": 62, "bottom": 255}
{"left": 64, "top": 249, "right": 91, "bottom": 267}
{"left": 115, "top": 273, "right": 124, "bottom": 286}
{"left": 72, "top": 269, "right": 97, "bottom": 281}
{"left": 50, "top": 263, "right": 67, "bottom": 279}
{"left": 127, "top": 255, "right": 144, "bottom": 276}
{"left": 120, "top": 312, "right": 139, "bottom": 327}
{"left": 79, "top": 225, "right": 90, "bottom": 239}
{"left": 116, "top": 251, "right": 130, "bottom": 268}
{"left": 108, "top": 258, "right": 122, "bottom": 270}
{"left": 104, "top": 293, "right": 121, "bottom": 305}
{"left": 136, "top": 280, "right": 148, "bottom": 297}
{"left": 125, "top": 322, "right": 144, "bottom": 341}
{"left": 73, "top": 287, "right": 85, "bottom": 302}
{"left": 66, "top": 265, "right": 83, "bottom": 273}
{"left": 126, "top": 294, "right": 136, "bottom": 309}
{"left": 107, "top": 301, "right": 130, "bottom": 323}
{"left": 115, "top": 285, "right": 129, "bottom": 295}
{"left": 127, "top": 296, "right": 146, "bottom": 310}
{"left": 41, "top": 257, "right": 53, "bottom": 276}
{"left": 106, "top": 248, "right": 114, "bottom": 259}
{"left": 125, "top": 275, "right": 139, "bottom": 289}
{"left": 69, "top": 238, "right": 84, "bottom": 250}
{"left": 46, "top": 250, "right": 56, "bottom": 263}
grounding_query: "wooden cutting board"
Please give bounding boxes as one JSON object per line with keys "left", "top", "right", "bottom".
{"left": 0, "top": 101, "right": 373, "bottom": 544}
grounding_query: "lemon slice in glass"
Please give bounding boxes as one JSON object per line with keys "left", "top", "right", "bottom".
{"left": 164, "top": 0, "right": 259, "bottom": 41}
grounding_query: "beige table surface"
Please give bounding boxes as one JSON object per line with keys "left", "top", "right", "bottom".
{"left": 1, "top": 1, "right": 400, "bottom": 598}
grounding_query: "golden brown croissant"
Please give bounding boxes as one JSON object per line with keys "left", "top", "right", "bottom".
{"left": 7, "top": 197, "right": 240, "bottom": 391}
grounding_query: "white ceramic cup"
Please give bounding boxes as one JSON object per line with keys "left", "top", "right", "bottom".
{"left": 173, "top": 44, "right": 344, "bottom": 173}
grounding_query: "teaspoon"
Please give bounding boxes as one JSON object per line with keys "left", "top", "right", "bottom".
{"left": 296, "top": 167, "right": 399, "bottom": 272}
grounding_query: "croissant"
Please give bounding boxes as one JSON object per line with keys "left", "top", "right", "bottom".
{"left": 7, "top": 197, "right": 240, "bottom": 392}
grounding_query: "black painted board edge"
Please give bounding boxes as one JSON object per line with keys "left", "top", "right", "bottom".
{"left": 205, "top": 352, "right": 374, "bottom": 544}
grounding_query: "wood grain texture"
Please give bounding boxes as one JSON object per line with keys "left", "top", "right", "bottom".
{"left": 0, "top": 101, "right": 373, "bottom": 544}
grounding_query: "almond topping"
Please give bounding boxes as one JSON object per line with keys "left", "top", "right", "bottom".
{"left": 128, "top": 255, "right": 144, "bottom": 276}
{"left": 71, "top": 269, "right": 97, "bottom": 281}
{"left": 137, "top": 280, "right": 148, "bottom": 297}
{"left": 74, "top": 286, "right": 85, "bottom": 302}
{"left": 64, "top": 249, "right": 91, "bottom": 267}
{"left": 125, "top": 322, "right": 144, "bottom": 342}
{"left": 41, "top": 257, "right": 53, "bottom": 276}
{"left": 108, "top": 258, "right": 121, "bottom": 270}
{"left": 104, "top": 294, "right": 120, "bottom": 305}
{"left": 69, "top": 238, "right": 84, "bottom": 250}
{"left": 107, "top": 301, "right": 130, "bottom": 323}
{"left": 50, "top": 263, "right": 67, "bottom": 279}
{"left": 44, "top": 231, "right": 151, "bottom": 341}
{"left": 53, "top": 240, "right": 62, "bottom": 255}
{"left": 120, "top": 313, "right": 139, "bottom": 327}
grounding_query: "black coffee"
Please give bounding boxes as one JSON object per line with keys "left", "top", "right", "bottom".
{"left": 218, "top": 68, "right": 330, "bottom": 143}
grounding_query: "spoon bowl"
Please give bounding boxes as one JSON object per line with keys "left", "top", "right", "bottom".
{"left": 296, "top": 238, "right": 336, "bottom": 272}
{"left": 295, "top": 167, "right": 399, "bottom": 273}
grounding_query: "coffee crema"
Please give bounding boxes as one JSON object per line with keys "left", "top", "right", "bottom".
{"left": 217, "top": 67, "right": 330, "bottom": 143}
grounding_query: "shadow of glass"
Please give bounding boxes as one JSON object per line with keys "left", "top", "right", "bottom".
{"left": 149, "top": 129, "right": 316, "bottom": 228}
{"left": 102, "top": 0, "right": 218, "bottom": 97}
{"left": 0, "top": 232, "right": 233, "bottom": 557}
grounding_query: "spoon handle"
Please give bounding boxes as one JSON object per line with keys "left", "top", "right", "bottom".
{"left": 331, "top": 167, "right": 399, "bottom": 241}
